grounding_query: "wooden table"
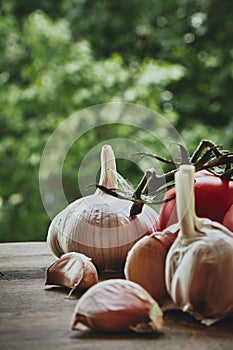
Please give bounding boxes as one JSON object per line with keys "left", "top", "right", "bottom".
{"left": 0, "top": 242, "right": 233, "bottom": 350}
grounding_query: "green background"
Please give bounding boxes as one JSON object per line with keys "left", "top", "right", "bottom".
{"left": 0, "top": 0, "right": 232, "bottom": 242}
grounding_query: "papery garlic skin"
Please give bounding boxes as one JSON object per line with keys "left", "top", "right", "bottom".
{"left": 45, "top": 252, "right": 98, "bottom": 294}
{"left": 165, "top": 165, "right": 233, "bottom": 324}
{"left": 47, "top": 145, "right": 159, "bottom": 270}
{"left": 47, "top": 195, "right": 158, "bottom": 270}
{"left": 71, "top": 279, "right": 163, "bottom": 333}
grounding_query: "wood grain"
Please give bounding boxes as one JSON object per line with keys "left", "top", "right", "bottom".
{"left": 0, "top": 242, "right": 232, "bottom": 350}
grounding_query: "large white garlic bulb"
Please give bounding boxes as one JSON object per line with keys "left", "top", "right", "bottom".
{"left": 165, "top": 165, "right": 233, "bottom": 325}
{"left": 47, "top": 145, "right": 159, "bottom": 270}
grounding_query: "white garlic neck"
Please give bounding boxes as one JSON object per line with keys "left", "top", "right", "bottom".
{"left": 96, "top": 144, "right": 118, "bottom": 193}
{"left": 175, "top": 165, "right": 198, "bottom": 239}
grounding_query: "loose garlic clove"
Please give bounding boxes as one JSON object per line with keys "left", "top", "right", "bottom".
{"left": 45, "top": 252, "right": 98, "bottom": 296}
{"left": 71, "top": 279, "right": 163, "bottom": 333}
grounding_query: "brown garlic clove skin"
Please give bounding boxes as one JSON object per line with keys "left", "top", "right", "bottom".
{"left": 45, "top": 252, "right": 98, "bottom": 295}
{"left": 71, "top": 279, "right": 163, "bottom": 333}
{"left": 124, "top": 228, "right": 178, "bottom": 305}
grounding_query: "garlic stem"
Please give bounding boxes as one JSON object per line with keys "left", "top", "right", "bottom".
{"left": 130, "top": 169, "right": 153, "bottom": 216}
{"left": 98, "top": 144, "right": 118, "bottom": 190}
{"left": 175, "top": 165, "right": 198, "bottom": 238}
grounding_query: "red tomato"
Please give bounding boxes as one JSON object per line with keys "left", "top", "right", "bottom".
{"left": 223, "top": 204, "right": 233, "bottom": 232}
{"left": 159, "top": 170, "right": 233, "bottom": 230}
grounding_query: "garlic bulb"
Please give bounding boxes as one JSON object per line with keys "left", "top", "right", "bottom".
{"left": 45, "top": 252, "right": 98, "bottom": 296}
{"left": 71, "top": 279, "right": 163, "bottom": 333}
{"left": 47, "top": 145, "right": 159, "bottom": 271}
{"left": 165, "top": 164, "right": 233, "bottom": 325}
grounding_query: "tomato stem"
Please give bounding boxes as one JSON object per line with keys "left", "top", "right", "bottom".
{"left": 96, "top": 139, "right": 233, "bottom": 216}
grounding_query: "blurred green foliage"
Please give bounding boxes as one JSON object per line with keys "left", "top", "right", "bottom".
{"left": 0, "top": 0, "right": 232, "bottom": 242}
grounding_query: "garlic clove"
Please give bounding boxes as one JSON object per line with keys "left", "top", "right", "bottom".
{"left": 45, "top": 252, "right": 98, "bottom": 296}
{"left": 71, "top": 279, "right": 163, "bottom": 333}
{"left": 124, "top": 229, "right": 177, "bottom": 304}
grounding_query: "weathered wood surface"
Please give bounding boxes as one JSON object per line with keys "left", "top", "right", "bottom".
{"left": 0, "top": 242, "right": 233, "bottom": 350}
